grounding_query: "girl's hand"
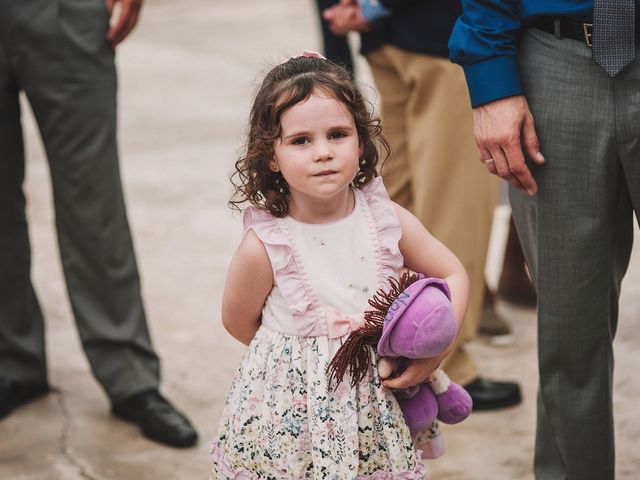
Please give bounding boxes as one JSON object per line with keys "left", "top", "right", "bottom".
{"left": 382, "top": 354, "right": 445, "bottom": 390}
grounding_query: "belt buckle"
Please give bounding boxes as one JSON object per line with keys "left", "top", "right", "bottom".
{"left": 583, "top": 22, "right": 593, "bottom": 47}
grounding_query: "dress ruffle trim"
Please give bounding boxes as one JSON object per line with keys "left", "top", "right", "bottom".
{"left": 211, "top": 444, "right": 426, "bottom": 479}
{"left": 358, "top": 177, "right": 404, "bottom": 286}
{"left": 243, "top": 207, "right": 322, "bottom": 336}
{"left": 242, "top": 178, "right": 403, "bottom": 336}
{"left": 211, "top": 444, "right": 259, "bottom": 479}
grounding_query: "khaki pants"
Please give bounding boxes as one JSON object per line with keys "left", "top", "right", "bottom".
{"left": 367, "top": 45, "right": 499, "bottom": 385}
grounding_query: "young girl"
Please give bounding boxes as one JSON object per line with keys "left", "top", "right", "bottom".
{"left": 212, "top": 52, "right": 469, "bottom": 479}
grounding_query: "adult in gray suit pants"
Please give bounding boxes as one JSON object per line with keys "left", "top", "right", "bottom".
{"left": 450, "top": 2, "right": 639, "bottom": 479}
{"left": 0, "top": 0, "right": 197, "bottom": 448}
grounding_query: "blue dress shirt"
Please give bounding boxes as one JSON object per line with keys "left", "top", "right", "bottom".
{"left": 448, "top": 1, "right": 600, "bottom": 107}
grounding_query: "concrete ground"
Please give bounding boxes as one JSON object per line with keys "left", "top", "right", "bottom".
{"left": 1, "top": 1, "right": 640, "bottom": 478}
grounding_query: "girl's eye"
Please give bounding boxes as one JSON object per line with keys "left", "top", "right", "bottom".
{"left": 330, "top": 131, "right": 347, "bottom": 140}
{"left": 292, "top": 137, "right": 309, "bottom": 145}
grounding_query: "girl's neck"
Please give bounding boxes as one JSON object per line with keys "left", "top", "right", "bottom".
{"left": 287, "top": 188, "right": 355, "bottom": 225}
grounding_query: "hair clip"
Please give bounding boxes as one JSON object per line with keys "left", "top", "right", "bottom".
{"left": 299, "top": 50, "right": 326, "bottom": 59}
{"left": 280, "top": 50, "right": 327, "bottom": 64}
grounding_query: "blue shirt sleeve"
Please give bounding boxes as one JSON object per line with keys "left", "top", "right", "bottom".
{"left": 359, "top": 0, "right": 391, "bottom": 23}
{"left": 448, "top": 0, "right": 524, "bottom": 108}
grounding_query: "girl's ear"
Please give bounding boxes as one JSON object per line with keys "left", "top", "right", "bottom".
{"left": 269, "top": 157, "right": 280, "bottom": 172}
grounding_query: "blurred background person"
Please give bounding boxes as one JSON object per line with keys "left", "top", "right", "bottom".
{"left": 314, "top": 0, "right": 356, "bottom": 76}
{"left": 0, "top": 0, "right": 197, "bottom": 448}
{"left": 324, "top": 0, "right": 522, "bottom": 410}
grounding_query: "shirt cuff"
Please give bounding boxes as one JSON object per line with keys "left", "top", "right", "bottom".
{"left": 359, "top": 0, "right": 391, "bottom": 23}
{"left": 463, "top": 55, "right": 524, "bottom": 108}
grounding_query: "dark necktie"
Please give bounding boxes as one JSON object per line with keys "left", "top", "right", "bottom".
{"left": 592, "top": 0, "right": 636, "bottom": 76}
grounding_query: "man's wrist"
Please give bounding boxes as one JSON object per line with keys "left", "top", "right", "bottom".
{"left": 463, "top": 56, "right": 524, "bottom": 108}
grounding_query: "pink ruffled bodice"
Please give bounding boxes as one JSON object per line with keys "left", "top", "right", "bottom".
{"left": 243, "top": 177, "right": 403, "bottom": 338}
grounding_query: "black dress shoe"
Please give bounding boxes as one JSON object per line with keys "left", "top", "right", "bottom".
{"left": 112, "top": 389, "right": 198, "bottom": 448}
{"left": 0, "top": 379, "right": 50, "bottom": 419}
{"left": 463, "top": 377, "right": 522, "bottom": 411}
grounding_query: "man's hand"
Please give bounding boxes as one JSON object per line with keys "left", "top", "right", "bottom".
{"left": 323, "top": 0, "right": 370, "bottom": 36}
{"left": 473, "top": 95, "right": 545, "bottom": 196}
{"left": 105, "top": 0, "right": 143, "bottom": 47}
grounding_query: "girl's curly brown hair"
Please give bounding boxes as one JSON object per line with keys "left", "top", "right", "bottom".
{"left": 229, "top": 55, "right": 389, "bottom": 217}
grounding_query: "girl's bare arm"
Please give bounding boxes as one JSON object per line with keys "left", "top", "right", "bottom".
{"left": 383, "top": 202, "right": 470, "bottom": 389}
{"left": 221, "top": 230, "right": 273, "bottom": 346}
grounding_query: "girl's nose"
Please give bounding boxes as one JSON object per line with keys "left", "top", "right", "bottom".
{"left": 313, "top": 142, "right": 333, "bottom": 161}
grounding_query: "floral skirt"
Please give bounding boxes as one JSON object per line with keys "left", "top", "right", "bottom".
{"left": 211, "top": 326, "right": 425, "bottom": 479}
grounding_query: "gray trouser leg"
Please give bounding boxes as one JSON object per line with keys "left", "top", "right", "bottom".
{"left": 513, "top": 28, "right": 638, "bottom": 480}
{"left": 3, "top": 0, "right": 159, "bottom": 402}
{"left": 0, "top": 34, "right": 47, "bottom": 383}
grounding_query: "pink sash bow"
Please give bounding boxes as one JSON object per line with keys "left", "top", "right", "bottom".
{"left": 326, "top": 311, "right": 364, "bottom": 339}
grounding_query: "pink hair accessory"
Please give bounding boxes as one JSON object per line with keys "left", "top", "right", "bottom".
{"left": 280, "top": 50, "right": 327, "bottom": 64}
{"left": 300, "top": 50, "right": 326, "bottom": 59}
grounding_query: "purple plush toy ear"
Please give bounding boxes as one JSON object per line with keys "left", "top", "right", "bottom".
{"left": 396, "top": 384, "right": 439, "bottom": 434}
{"left": 378, "top": 357, "right": 440, "bottom": 434}
{"left": 429, "top": 369, "right": 473, "bottom": 424}
{"left": 377, "top": 278, "right": 457, "bottom": 359}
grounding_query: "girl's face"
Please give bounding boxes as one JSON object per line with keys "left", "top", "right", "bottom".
{"left": 270, "top": 89, "right": 362, "bottom": 206}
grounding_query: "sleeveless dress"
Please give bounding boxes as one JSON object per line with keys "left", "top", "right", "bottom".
{"left": 211, "top": 178, "right": 426, "bottom": 479}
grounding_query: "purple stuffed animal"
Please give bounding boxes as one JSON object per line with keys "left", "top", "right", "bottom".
{"left": 328, "top": 272, "right": 473, "bottom": 458}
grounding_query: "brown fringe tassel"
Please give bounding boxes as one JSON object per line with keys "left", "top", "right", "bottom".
{"left": 326, "top": 271, "right": 421, "bottom": 388}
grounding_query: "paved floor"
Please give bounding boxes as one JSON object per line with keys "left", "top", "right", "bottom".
{"left": 2, "top": 1, "right": 640, "bottom": 479}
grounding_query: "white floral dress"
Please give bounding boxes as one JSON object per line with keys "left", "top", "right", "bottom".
{"left": 211, "top": 178, "right": 426, "bottom": 479}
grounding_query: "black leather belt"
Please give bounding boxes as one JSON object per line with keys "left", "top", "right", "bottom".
{"left": 532, "top": 16, "right": 640, "bottom": 47}
{"left": 532, "top": 17, "right": 595, "bottom": 46}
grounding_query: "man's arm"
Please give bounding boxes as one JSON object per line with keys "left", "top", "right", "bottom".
{"left": 449, "top": 1, "right": 545, "bottom": 195}
{"left": 448, "top": 0, "right": 524, "bottom": 107}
